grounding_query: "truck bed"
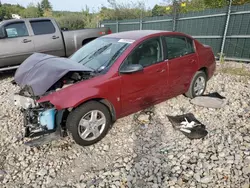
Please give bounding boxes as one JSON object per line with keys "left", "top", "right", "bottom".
{"left": 62, "top": 27, "right": 111, "bottom": 57}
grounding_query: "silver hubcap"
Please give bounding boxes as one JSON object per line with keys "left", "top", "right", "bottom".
{"left": 194, "top": 76, "right": 206, "bottom": 96}
{"left": 78, "top": 110, "right": 106, "bottom": 141}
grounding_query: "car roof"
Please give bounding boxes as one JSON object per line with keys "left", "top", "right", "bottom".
{"left": 1, "top": 17, "right": 53, "bottom": 24}
{"left": 102, "top": 30, "right": 172, "bottom": 40}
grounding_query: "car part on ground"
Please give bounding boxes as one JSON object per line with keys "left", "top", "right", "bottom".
{"left": 191, "top": 92, "right": 227, "bottom": 108}
{"left": 167, "top": 113, "right": 208, "bottom": 139}
{"left": 202, "top": 92, "right": 226, "bottom": 99}
{"left": 23, "top": 123, "right": 63, "bottom": 147}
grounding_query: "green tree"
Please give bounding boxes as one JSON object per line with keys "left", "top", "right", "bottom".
{"left": 21, "top": 3, "right": 39, "bottom": 18}
{"left": 0, "top": 1, "right": 3, "bottom": 20}
{"left": 82, "top": 5, "right": 95, "bottom": 28}
{"left": 0, "top": 3, "right": 24, "bottom": 19}
{"left": 37, "top": 2, "right": 44, "bottom": 17}
{"left": 204, "top": 0, "right": 250, "bottom": 8}
{"left": 152, "top": 5, "right": 169, "bottom": 16}
{"left": 100, "top": 0, "right": 152, "bottom": 20}
{"left": 204, "top": 0, "right": 227, "bottom": 8}
{"left": 41, "top": 0, "right": 52, "bottom": 11}
{"left": 56, "top": 14, "right": 85, "bottom": 30}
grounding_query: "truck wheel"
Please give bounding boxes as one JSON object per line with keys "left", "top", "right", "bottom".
{"left": 66, "top": 101, "right": 112, "bottom": 146}
{"left": 185, "top": 71, "right": 207, "bottom": 99}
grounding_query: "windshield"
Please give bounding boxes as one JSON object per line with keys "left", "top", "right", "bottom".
{"left": 70, "top": 37, "right": 132, "bottom": 72}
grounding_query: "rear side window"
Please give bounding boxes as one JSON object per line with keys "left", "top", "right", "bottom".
{"left": 5, "top": 22, "right": 29, "bottom": 38}
{"left": 30, "top": 20, "right": 56, "bottom": 35}
{"left": 165, "top": 36, "right": 195, "bottom": 59}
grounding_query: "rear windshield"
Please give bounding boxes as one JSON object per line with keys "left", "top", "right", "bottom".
{"left": 70, "top": 37, "right": 132, "bottom": 72}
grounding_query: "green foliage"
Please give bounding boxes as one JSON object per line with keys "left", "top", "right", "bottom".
{"left": 37, "top": 3, "right": 44, "bottom": 17}
{"left": 152, "top": 5, "right": 169, "bottom": 16}
{"left": 218, "top": 52, "right": 225, "bottom": 65}
{"left": 151, "top": 0, "right": 207, "bottom": 16}
{"left": 100, "top": 0, "right": 152, "bottom": 20}
{"left": 41, "top": 0, "right": 52, "bottom": 11}
{"left": 82, "top": 6, "right": 97, "bottom": 28}
{"left": 56, "top": 14, "right": 85, "bottom": 30}
{"left": 204, "top": 0, "right": 250, "bottom": 8}
{"left": 204, "top": 0, "right": 227, "bottom": 8}
{"left": 0, "top": 3, "right": 25, "bottom": 19}
{"left": 21, "top": 3, "right": 39, "bottom": 18}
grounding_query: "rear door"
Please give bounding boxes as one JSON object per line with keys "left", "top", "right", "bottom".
{"left": 0, "top": 21, "right": 35, "bottom": 68}
{"left": 163, "top": 35, "right": 198, "bottom": 98}
{"left": 29, "top": 19, "right": 65, "bottom": 57}
{"left": 119, "top": 37, "right": 168, "bottom": 116}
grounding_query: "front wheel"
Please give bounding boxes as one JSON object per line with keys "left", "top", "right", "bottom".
{"left": 185, "top": 71, "right": 207, "bottom": 99}
{"left": 66, "top": 101, "right": 112, "bottom": 146}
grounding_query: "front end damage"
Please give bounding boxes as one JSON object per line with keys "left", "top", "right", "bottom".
{"left": 13, "top": 53, "right": 96, "bottom": 146}
{"left": 14, "top": 85, "right": 67, "bottom": 147}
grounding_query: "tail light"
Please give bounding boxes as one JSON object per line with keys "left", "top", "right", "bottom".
{"left": 99, "top": 29, "right": 112, "bottom": 35}
{"left": 107, "top": 29, "right": 112, "bottom": 34}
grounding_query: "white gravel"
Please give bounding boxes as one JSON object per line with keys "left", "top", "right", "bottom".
{"left": 0, "top": 62, "right": 250, "bottom": 188}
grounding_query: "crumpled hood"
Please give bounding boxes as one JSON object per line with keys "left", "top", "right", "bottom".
{"left": 14, "top": 53, "right": 93, "bottom": 96}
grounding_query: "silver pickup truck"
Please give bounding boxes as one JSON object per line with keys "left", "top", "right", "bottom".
{"left": 0, "top": 17, "right": 111, "bottom": 71}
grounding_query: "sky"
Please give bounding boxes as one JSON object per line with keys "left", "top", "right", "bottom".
{"left": 2, "top": 0, "right": 164, "bottom": 12}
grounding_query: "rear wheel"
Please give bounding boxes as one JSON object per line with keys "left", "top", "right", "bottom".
{"left": 185, "top": 71, "right": 207, "bottom": 99}
{"left": 66, "top": 101, "right": 112, "bottom": 146}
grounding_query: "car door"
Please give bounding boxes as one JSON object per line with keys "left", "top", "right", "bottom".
{"left": 29, "top": 19, "right": 65, "bottom": 57}
{"left": 163, "top": 35, "right": 198, "bottom": 98}
{"left": 119, "top": 37, "right": 168, "bottom": 116}
{"left": 0, "top": 21, "right": 35, "bottom": 68}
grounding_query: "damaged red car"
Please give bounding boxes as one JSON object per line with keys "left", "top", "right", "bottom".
{"left": 13, "top": 30, "right": 216, "bottom": 147}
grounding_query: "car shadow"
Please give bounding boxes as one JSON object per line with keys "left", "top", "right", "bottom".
{"left": 0, "top": 70, "right": 16, "bottom": 81}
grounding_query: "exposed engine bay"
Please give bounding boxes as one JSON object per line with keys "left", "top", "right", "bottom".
{"left": 13, "top": 53, "right": 96, "bottom": 146}
{"left": 14, "top": 71, "right": 95, "bottom": 143}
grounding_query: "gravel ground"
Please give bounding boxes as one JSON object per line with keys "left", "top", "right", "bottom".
{"left": 0, "top": 62, "right": 250, "bottom": 188}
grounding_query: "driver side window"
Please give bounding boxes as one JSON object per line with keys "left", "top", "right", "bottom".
{"left": 4, "top": 22, "right": 29, "bottom": 38}
{"left": 122, "top": 37, "right": 163, "bottom": 69}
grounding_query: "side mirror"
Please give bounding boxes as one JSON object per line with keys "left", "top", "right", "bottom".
{"left": 0, "top": 28, "right": 6, "bottom": 39}
{"left": 120, "top": 64, "right": 143, "bottom": 74}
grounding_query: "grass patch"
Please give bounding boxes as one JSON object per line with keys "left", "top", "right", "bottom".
{"left": 219, "top": 67, "right": 250, "bottom": 77}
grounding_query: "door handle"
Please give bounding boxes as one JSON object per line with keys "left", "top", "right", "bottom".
{"left": 52, "top": 36, "right": 59, "bottom": 39}
{"left": 22, "top": 39, "right": 31, "bottom": 43}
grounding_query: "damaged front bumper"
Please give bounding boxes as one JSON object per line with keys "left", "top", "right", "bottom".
{"left": 14, "top": 94, "right": 64, "bottom": 140}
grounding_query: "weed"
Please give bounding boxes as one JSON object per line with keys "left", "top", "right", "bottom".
{"left": 220, "top": 66, "right": 250, "bottom": 77}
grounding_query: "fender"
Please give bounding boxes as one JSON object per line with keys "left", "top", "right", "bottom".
{"left": 37, "top": 75, "right": 122, "bottom": 116}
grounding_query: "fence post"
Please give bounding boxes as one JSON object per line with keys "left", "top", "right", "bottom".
{"left": 172, "top": 0, "right": 178, "bottom": 31}
{"left": 140, "top": 18, "right": 143, "bottom": 30}
{"left": 220, "top": 0, "right": 232, "bottom": 62}
{"left": 116, "top": 19, "right": 119, "bottom": 33}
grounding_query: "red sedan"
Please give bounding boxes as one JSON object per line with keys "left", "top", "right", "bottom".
{"left": 14, "top": 30, "right": 216, "bottom": 147}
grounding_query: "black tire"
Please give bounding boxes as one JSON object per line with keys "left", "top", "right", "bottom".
{"left": 185, "top": 71, "right": 207, "bottom": 99}
{"left": 66, "top": 101, "right": 112, "bottom": 146}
